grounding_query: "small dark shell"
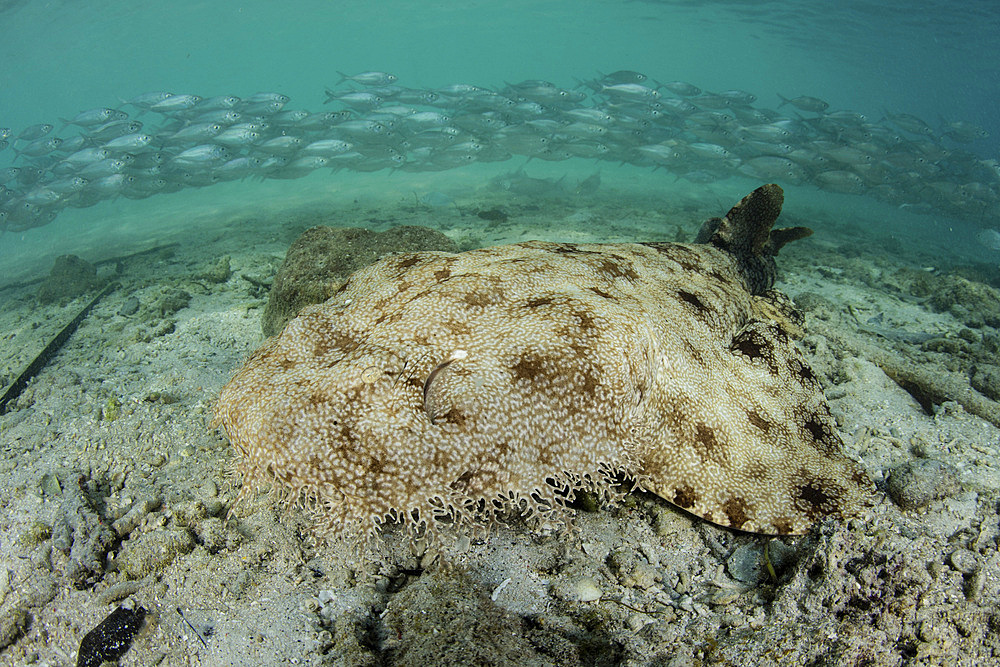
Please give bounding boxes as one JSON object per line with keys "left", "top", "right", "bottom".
{"left": 77, "top": 605, "right": 147, "bottom": 667}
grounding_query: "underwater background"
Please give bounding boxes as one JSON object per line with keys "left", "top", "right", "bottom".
{"left": 3, "top": 2, "right": 1000, "bottom": 665}
{"left": 1, "top": 0, "right": 998, "bottom": 283}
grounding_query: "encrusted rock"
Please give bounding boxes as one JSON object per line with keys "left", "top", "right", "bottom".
{"left": 924, "top": 274, "right": 1000, "bottom": 329}
{"left": 382, "top": 570, "right": 561, "bottom": 664}
{"left": 948, "top": 548, "right": 978, "bottom": 575}
{"left": 970, "top": 363, "right": 1000, "bottom": 402}
{"left": 51, "top": 473, "right": 116, "bottom": 586}
{"left": 886, "top": 459, "right": 962, "bottom": 510}
{"left": 117, "top": 528, "right": 195, "bottom": 579}
{"left": 37, "top": 254, "right": 104, "bottom": 304}
{"left": 0, "top": 606, "right": 28, "bottom": 651}
{"left": 200, "top": 255, "right": 232, "bottom": 283}
{"left": 726, "top": 539, "right": 798, "bottom": 585}
{"left": 262, "top": 225, "right": 458, "bottom": 336}
{"left": 608, "top": 548, "right": 660, "bottom": 590}
{"left": 552, "top": 575, "right": 604, "bottom": 603}
{"left": 195, "top": 517, "right": 238, "bottom": 553}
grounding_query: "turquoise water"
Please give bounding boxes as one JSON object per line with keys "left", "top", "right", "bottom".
{"left": 1, "top": 0, "right": 998, "bottom": 283}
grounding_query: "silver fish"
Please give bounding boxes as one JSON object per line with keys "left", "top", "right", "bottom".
{"left": 193, "top": 95, "right": 241, "bottom": 111}
{"left": 337, "top": 71, "right": 397, "bottom": 86}
{"left": 661, "top": 81, "right": 702, "bottom": 97}
{"left": 814, "top": 170, "right": 866, "bottom": 194}
{"left": 59, "top": 147, "right": 112, "bottom": 167}
{"left": 169, "top": 144, "right": 231, "bottom": 165}
{"left": 79, "top": 158, "right": 130, "bottom": 178}
{"left": 215, "top": 157, "right": 265, "bottom": 179}
{"left": 14, "top": 137, "right": 62, "bottom": 158}
{"left": 271, "top": 110, "right": 311, "bottom": 126}
{"left": 599, "top": 83, "right": 660, "bottom": 102}
{"left": 190, "top": 110, "right": 242, "bottom": 125}
{"left": 941, "top": 120, "right": 989, "bottom": 143}
{"left": 435, "top": 83, "right": 488, "bottom": 97}
{"left": 166, "top": 123, "right": 224, "bottom": 143}
{"left": 16, "top": 123, "right": 54, "bottom": 141}
{"left": 86, "top": 173, "right": 134, "bottom": 196}
{"left": 255, "top": 136, "right": 304, "bottom": 155}
{"left": 213, "top": 127, "right": 262, "bottom": 146}
{"left": 299, "top": 139, "right": 353, "bottom": 157}
{"left": 44, "top": 176, "right": 89, "bottom": 194}
{"left": 598, "top": 70, "right": 650, "bottom": 85}
{"left": 514, "top": 86, "right": 587, "bottom": 106}
{"left": 882, "top": 111, "right": 935, "bottom": 137}
{"left": 103, "top": 133, "right": 153, "bottom": 152}
{"left": 562, "top": 108, "right": 614, "bottom": 125}
{"left": 331, "top": 120, "right": 389, "bottom": 139}
{"left": 241, "top": 92, "right": 290, "bottom": 105}
{"left": 86, "top": 120, "right": 144, "bottom": 141}
{"left": 151, "top": 94, "right": 203, "bottom": 113}
{"left": 777, "top": 94, "right": 830, "bottom": 113}
{"left": 59, "top": 108, "right": 128, "bottom": 128}
{"left": 738, "top": 156, "right": 809, "bottom": 183}
{"left": 238, "top": 100, "right": 287, "bottom": 116}
{"left": 22, "top": 186, "right": 64, "bottom": 206}
{"left": 324, "top": 90, "right": 383, "bottom": 110}
{"left": 121, "top": 92, "right": 175, "bottom": 111}
{"left": 718, "top": 89, "right": 757, "bottom": 106}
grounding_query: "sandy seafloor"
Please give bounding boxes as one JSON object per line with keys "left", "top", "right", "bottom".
{"left": 0, "top": 162, "right": 998, "bottom": 666}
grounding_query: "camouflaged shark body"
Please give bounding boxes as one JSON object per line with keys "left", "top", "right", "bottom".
{"left": 214, "top": 184, "right": 872, "bottom": 541}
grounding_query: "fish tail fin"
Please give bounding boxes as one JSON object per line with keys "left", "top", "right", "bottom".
{"left": 776, "top": 93, "right": 790, "bottom": 108}
{"left": 336, "top": 71, "right": 350, "bottom": 85}
{"left": 695, "top": 184, "right": 811, "bottom": 293}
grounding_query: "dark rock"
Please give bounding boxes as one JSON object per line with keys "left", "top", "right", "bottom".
{"left": 51, "top": 473, "right": 116, "bottom": 587}
{"left": 153, "top": 288, "right": 191, "bottom": 318}
{"left": 886, "top": 459, "right": 962, "bottom": 510}
{"left": 262, "top": 225, "right": 457, "bottom": 337}
{"left": 727, "top": 539, "right": 798, "bottom": 585}
{"left": 970, "top": 364, "right": 1000, "bottom": 401}
{"left": 380, "top": 570, "right": 613, "bottom": 666}
{"left": 77, "top": 605, "right": 147, "bottom": 667}
{"left": 476, "top": 208, "right": 508, "bottom": 222}
{"left": 37, "top": 255, "right": 103, "bottom": 304}
{"left": 200, "top": 255, "right": 232, "bottom": 283}
{"left": 923, "top": 274, "right": 1000, "bottom": 329}
{"left": 921, "top": 337, "right": 969, "bottom": 355}
{"left": 118, "top": 296, "right": 140, "bottom": 316}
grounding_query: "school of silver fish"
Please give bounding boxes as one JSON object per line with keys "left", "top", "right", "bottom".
{"left": 0, "top": 70, "right": 996, "bottom": 234}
